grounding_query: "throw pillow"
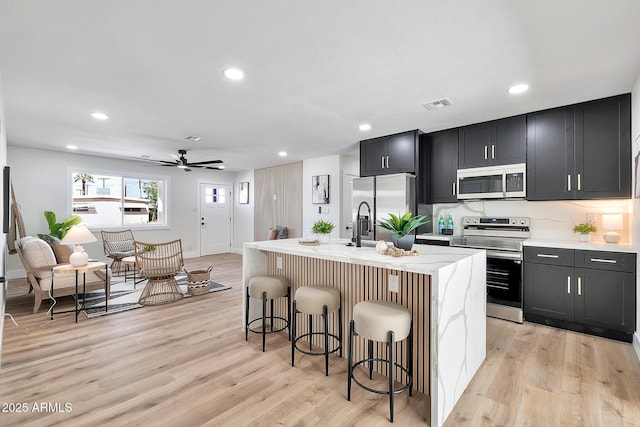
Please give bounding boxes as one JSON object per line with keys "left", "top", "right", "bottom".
{"left": 52, "top": 242, "right": 75, "bottom": 264}
{"left": 275, "top": 225, "right": 288, "bottom": 239}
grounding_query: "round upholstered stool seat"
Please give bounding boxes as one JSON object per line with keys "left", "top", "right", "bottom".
{"left": 348, "top": 300, "right": 413, "bottom": 423}
{"left": 294, "top": 285, "right": 340, "bottom": 315}
{"left": 248, "top": 275, "right": 289, "bottom": 299}
{"left": 245, "top": 275, "right": 291, "bottom": 352}
{"left": 292, "top": 285, "right": 343, "bottom": 376}
{"left": 353, "top": 301, "right": 411, "bottom": 342}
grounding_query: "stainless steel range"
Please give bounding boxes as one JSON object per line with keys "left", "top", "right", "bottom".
{"left": 451, "top": 216, "right": 530, "bottom": 323}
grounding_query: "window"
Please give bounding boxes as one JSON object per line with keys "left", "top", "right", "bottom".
{"left": 205, "top": 186, "right": 225, "bottom": 204}
{"left": 71, "top": 172, "right": 167, "bottom": 228}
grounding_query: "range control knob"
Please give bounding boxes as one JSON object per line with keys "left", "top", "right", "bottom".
{"left": 465, "top": 218, "right": 471, "bottom": 224}
{"left": 511, "top": 219, "right": 517, "bottom": 224}
{"left": 473, "top": 218, "right": 479, "bottom": 223}
{"left": 520, "top": 219, "right": 526, "bottom": 225}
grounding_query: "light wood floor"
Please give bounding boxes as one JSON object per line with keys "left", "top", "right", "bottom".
{"left": 1, "top": 253, "right": 639, "bottom": 426}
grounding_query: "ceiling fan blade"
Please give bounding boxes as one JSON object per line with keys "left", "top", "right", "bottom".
{"left": 187, "top": 160, "right": 223, "bottom": 165}
{"left": 155, "top": 160, "right": 178, "bottom": 165}
{"left": 201, "top": 165, "right": 225, "bottom": 170}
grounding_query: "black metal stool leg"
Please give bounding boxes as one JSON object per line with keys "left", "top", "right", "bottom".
{"left": 270, "top": 298, "right": 275, "bottom": 332}
{"left": 262, "top": 291, "right": 267, "bottom": 352}
{"left": 323, "top": 305, "right": 329, "bottom": 376}
{"left": 347, "top": 319, "right": 354, "bottom": 401}
{"left": 245, "top": 287, "right": 250, "bottom": 342}
{"left": 291, "top": 300, "right": 297, "bottom": 367}
{"left": 408, "top": 325, "right": 413, "bottom": 397}
{"left": 368, "top": 339, "right": 374, "bottom": 380}
{"left": 338, "top": 303, "right": 343, "bottom": 357}
{"left": 309, "top": 314, "right": 313, "bottom": 351}
{"left": 287, "top": 286, "right": 291, "bottom": 341}
{"left": 389, "top": 330, "right": 395, "bottom": 423}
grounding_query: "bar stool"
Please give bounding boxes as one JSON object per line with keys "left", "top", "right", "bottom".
{"left": 291, "top": 285, "right": 342, "bottom": 376}
{"left": 245, "top": 275, "right": 290, "bottom": 352}
{"left": 347, "top": 300, "right": 413, "bottom": 423}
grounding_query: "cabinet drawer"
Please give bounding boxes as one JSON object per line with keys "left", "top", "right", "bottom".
{"left": 524, "top": 247, "right": 574, "bottom": 266}
{"left": 574, "top": 250, "right": 636, "bottom": 273}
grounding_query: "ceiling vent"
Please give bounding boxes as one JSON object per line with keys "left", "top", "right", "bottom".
{"left": 422, "top": 98, "right": 454, "bottom": 111}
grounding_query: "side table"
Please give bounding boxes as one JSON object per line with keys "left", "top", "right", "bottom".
{"left": 51, "top": 261, "right": 108, "bottom": 323}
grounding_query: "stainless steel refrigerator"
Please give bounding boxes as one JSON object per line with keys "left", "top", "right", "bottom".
{"left": 352, "top": 173, "right": 417, "bottom": 243}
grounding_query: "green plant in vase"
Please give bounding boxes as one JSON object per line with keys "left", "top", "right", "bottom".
{"left": 37, "top": 210, "right": 82, "bottom": 242}
{"left": 573, "top": 221, "right": 596, "bottom": 242}
{"left": 311, "top": 219, "right": 335, "bottom": 243}
{"left": 378, "top": 212, "right": 429, "bottom": 250}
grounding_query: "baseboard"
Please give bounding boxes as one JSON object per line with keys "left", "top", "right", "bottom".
{"left": 634, "top": 333, "right": 640, "bottom": 362}
{"left": 231, "top": 247, "right": 243, "bottom": 254}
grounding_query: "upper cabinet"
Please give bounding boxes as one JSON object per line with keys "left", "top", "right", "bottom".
{"left": 458, "top": 115, "right": 526, "bottom": 169}
{"left": 527, "top": 94, "right": 631, "bottom": 201}
{"left": 427, "top": 128, "right": 459, "bottom": 203}
{"left": 360, "top": 130, "right": 419, "bottom": 177}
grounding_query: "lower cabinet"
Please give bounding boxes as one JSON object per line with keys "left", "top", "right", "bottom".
{"left": 524, "top": 246, "right": 636, "bottom": 342}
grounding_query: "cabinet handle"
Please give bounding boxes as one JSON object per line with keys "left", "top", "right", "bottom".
{"left": 577, "top": 173, "right": 581, "bottom": 191}
{"left": 567, "top": 276, "right": 571, "bottom": 294}
{"left": 537, "top": 254, "right": 559, "bottom": 259}
{"left": 452, "top": 182, "right": 456, "bottom": 196}
{"left": 386, "top": 156, "right": 389, "bottom": 168}
{"left": 484, "top": 145, "right": 488, "bottom": 160}
{"left": 567, "top": 174, "right": 571, "bottom": 191}
{"left": 578, "top": 277, "right": 582, "bottom": 296}
{"left": 590, "top": 258, "right": 617, "bottom": 264}
{"left": 491, "top": 144, "right": 495, "bottom": 159}
{"left": 381, "top": 156, "right": 385, "bottom": 169}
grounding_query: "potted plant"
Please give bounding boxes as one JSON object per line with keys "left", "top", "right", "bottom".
{"left": 37, "top": 210, "right": 82, "bottom": 242}
{"left": 378, "top": 212, "right": 429, "bottom": 250}
{"left": 311, "top": 219, "right": 335, "bottom": 244}
{"left": 573, "top": 221, "right": 597, "bottom": 242}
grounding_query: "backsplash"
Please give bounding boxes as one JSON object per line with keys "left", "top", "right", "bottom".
{"left": 433, "top": 199, "right": 632, "bottom": 243}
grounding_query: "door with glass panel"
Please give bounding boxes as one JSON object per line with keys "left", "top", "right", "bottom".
{"left": 199, "top": 183, "right": 231, "bottom": 255}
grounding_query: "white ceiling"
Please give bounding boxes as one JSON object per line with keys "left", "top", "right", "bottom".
{"left": 1, "top": 1, "right": 639, "bottom": 172}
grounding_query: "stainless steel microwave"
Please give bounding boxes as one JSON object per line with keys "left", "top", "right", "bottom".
{"left": 457, "top": 163, "right": 526, "bottom": 200}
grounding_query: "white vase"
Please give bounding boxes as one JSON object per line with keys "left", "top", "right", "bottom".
{"left": 579, "top": 233, "right": 590, "bottom": 242}
{"left": 317, "top": 233, "right": 330, "bottom": 244}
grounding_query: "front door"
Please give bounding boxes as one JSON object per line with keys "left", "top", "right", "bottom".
{"left": 199, "top": 183, "right": 231, "bottom": 255}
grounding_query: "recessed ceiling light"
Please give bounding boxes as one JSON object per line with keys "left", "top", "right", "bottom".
{"left": 508, "top": 84, "right": 529, "bottom": 94}
{"left": 224, "top": 68, "right": 245, "bottom": 80}
{"left": 359, "top": 123, "right": 372, "bottom": 132}
{"left": 278, "top": 151, "right": 287, "bottom": 157}
{"left": 91, "top": 112, "right": 109, "bottom": 120}
{"left": 66, "top": 145, "right": 78, "bottom": 150}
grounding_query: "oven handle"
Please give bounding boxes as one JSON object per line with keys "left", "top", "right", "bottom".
{"left": 486, "top": 250, "right": 523, "bottom": 261}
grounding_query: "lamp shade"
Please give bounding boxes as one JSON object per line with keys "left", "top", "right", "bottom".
{"left": 61, "top": 224, "right": 97, "bottom": 245}
{"left": 601, "top": 214, "right": 623, "bottom": 230}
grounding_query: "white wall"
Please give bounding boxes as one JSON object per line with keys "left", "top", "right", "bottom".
{"left": 7, "top": 146, "right": 242, "bottom": 277}
{"left": 0, "top": 72, "right": 8, "bottom": 367}
{"left": 302, "top": 155, "right": 342, "bottom": 239}
{"left": 233, "top": 169, "right": 254, "bottom": 252}
{"left": 631, "top": 73, "right": 640, "bottom": 358}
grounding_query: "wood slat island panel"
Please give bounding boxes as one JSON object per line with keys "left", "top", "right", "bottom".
{"left": 265, "top": 251, "right": 430, "bottom": 393}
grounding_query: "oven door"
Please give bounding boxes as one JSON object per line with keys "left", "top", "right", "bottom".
{"left": 486, "top": 250, "right": 522, "bottom": 309}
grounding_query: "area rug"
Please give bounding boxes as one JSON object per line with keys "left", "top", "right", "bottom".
{"left": 80, "top": 274, "right": 231, "bottom": 318}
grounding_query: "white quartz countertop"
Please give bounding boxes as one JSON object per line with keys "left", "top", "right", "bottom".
{"left": 244, "top": 238, "right": 483, "bottom": 275}
{"left": 524, "top": 238, "right": 637, "bottom": 253}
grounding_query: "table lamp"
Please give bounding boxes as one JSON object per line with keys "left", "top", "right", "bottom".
{"left": 601, "top": 213, "right": 623, "bottom": 244}
{"left": 61, "top": 224, "right": 98, "bottom": 266}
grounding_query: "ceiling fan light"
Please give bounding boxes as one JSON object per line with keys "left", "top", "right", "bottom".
{"left": 177, "top": 164, "right": 188, "bottom": 169}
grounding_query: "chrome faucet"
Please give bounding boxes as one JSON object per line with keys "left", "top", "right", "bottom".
{"left": 356, "top": 201, "right": 372, "bottom": 248}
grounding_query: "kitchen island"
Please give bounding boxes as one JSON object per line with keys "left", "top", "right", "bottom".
{"left": 243, "top": 238, "right": 486, "bottom": 427}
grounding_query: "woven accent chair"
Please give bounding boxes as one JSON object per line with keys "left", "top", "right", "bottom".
{"left": 101, "top": 230, "right": 135, "bottom": 274}
{"left": 134, "top": 239, "right": 184, "bottom": 305}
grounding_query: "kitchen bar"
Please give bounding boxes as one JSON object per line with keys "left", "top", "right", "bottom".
{"left": 243, "top": 238, "right": 486, "bottom": 427}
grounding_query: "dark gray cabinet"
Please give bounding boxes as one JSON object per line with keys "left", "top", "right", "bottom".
{"left": 360, "top": 130, "right": 418, "bottom": 177}
{"left": 527, "top": 94, "right": 631, "bottom": 200}
{"left": 458, "top": 115, "right": 526, "bottom": 169}
{"left": 524, "top": 246, "right": 636, "bottom": 342}
{"left": 428, "top": 128, "right": 459, "bottom": 203}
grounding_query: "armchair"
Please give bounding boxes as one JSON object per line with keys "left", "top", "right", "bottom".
{"left": 134, "top": 239, "right": 184, "bottom": 305}
{"left": 101, "top": 229, "right": 135, "bottom": 274}
{"left": 16, "top": 236, "right": 111, "bottom": 313}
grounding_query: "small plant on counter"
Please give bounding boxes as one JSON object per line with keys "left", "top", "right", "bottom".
{"left": 572, "top": 222, "right": 597, "bottom": 235}
{"left": 378, "top": 212, "right": 429, "bottom": 238}
{"left": 311, "top": 219, "right": 335, "bottom": 235}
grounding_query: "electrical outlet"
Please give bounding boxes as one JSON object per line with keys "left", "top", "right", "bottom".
{"left": 388, "top": 274, "right": 399, "bottom": 293}
{"left": 276, "top": 256, "right": 283, "bottom": 269}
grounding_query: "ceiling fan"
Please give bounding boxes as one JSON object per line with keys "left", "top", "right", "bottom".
{"left": 154, "top": 149, "right": 224, "bottom": 172}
